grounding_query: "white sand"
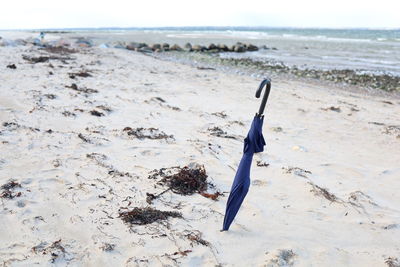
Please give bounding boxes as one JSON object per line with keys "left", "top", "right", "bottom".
{"left": 1, "top": 45, "right": 399, "bottom": 266}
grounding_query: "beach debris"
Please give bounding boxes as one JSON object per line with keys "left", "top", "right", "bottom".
{"left": 208, "top": 126, "right": 237, "bottom": 139}
{"left": 119, "top": 207, "right": 182, "bottom": 226}
{"left": 348, "top": 191, "right": 378, "bottom": 208}
{"left": 44, "top": 94, "right": 57, "bottom": 99}
{"left": 100, "top": 243, "right": 115, "bottom": 252}
{"left": 90, "top": 110, "right": 105, "bottom": 117}
{"left": 385, "top": 257, "right": 400, "bottom": 267}
{"left": 32, "top": 239, "right": 69, "bottom": 263}
{"left": 211, "top": 111, "right": 227, "bottom": 118}
{"left": 291, "top": 145, "right": 307, "bottom": 152}
{"left": 172, "top": 250, "right": 192, "bottom": 256}
{"left": 78, "top": 133, "right": 92, "bottom": 143}
{"left": 66, "top": 83, "right": 98, "bottom": 94}
{"left": 0, "top": 180, "right": 22, "bottom": 199}
{"left": 200, "top": 191, "right": 222, "bottom": 200}
{"left": 197, "top": 66, "right": 216, "bottom": 70}
{"left": 61, "top": 111, "right": 76, "bottom": 117}
{"left": 148, "top": 164, "right": 221, "bottom": 200}
{"left": 321, "top": 106, "right": 341, "bottom": 112}
{"left": 383, "top": 125, "right": 400, "bottom": 138}
{"left": 68, "top": 70, "right": 92, "bottom": 79}
{"left": 6, "top": 64, "right": 16, "bottom": 69}
{"left": 271, "top": 126, "right": 283, "bottom": 132}
{"left": 309, "top": 183, "right": 338, "bottom": 202}
{"left": 383, "top": 224, "right": 399, "bottom": 230}
{"left": 256, "top": 161, "right": 270, "bottom": 167}
{"left": 266, "top": 249, "right": 297, "bottom": 267}
{"left": 43, "top": 46, "right": 77, "bottom": 54}
{"left": 87, "top": 153, "right": 133, "bottom": 178}
{"left": 22, "top": 55, "right": 72, "bottom": 63}
{"left": 159, "top": 165, "right": 208, "bottom": 195}
{"left": 283, "top": 166, "right": 312, "bottom": 178}
{"left": 146, "top": 97, "right": 181, "bottom": 111}
{"left": 123, "top": 127, "right": 174, "bottom": 140}
{"left": 96, "top": 105, "right": 113, "bottom": 113}
{"left": 369, "top": 121, "right": 386, "bottom": 126}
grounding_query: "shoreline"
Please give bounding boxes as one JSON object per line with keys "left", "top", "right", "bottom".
{"left": 1, "top": 32, "right": 399, "bottom": 94}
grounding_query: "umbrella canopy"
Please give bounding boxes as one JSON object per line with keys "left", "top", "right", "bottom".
{"left": 222, "top": 79, "right": 271, "bottom": 231}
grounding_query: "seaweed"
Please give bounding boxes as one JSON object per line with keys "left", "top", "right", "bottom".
{"left": 44, "top": 46, "right": 77, "bottom": 54}
{"left": 321, "top": 106, "right": 341, "bottom": 112}
{"left": 78, "top": 133, "right": 92, "bottom": 143}
{"left": 268, "top": 249, "right": 297, "bottom": 266}
{"left": 100, "top": 243, "right": 115, "bottom": 252}
{"left": 256, "top": 161, "right": 270, "bottom": 167}
{"left": 90, "top": 110, "right": 105, "bottom": 117}
{"left": 68, "top": 71, "right": 92, "bottom": 79}
{"left": 208, "top": 126, "right": 237, "bottom": 139}
{"left": 66, "top": 83, "right": 98, "bottom": 94}
{"left": 23, "top": 55, "right": 72, "bottom": 63}
{"left": 160, "top": 166, "right": 208, "bottom": 195}
{"left": 0, "top": 180, "right": 22, "bottom": 199}
{"left": 6, "top": 64, "right": 17, "bottom": 69}
{"left": 385, "top": 257, "right": 400, "bottom": 267}
{"left": 185, "top": 231, "right": 210, "bottom": 246}
{"left": 148, "top": 165, "right": 221, "bottom": 201}
{"left": 309, "top": 183, "right": 338, "bottom": 202}
{"left": 32, "top": 239, "right": 67, "bottom": 263}
{"left": 119, "top": 207, "right": 182, "bottom": 225}
{"left": 123, "top": 127, "right": 174, "bottom": 140}
{"left": 283, "top": 167, "right": 312, "bottom": 178}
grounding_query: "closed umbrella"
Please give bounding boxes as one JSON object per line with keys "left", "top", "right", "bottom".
{"left": 222, "top": 79, "right": 271, "bottom": 231}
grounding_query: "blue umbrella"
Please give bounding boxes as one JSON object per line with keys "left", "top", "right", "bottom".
{"left": 222, "top": 79, "right": 271, "bottom": 231}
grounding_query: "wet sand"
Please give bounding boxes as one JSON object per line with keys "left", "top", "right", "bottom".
{"left": 1, "top": 45, "right": 400, "bottom": 266}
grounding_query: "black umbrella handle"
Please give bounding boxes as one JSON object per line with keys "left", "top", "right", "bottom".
{"left": 255, "top": 78, "right": 271, "bottom": 117}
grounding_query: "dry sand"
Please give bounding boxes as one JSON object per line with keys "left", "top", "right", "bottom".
{"left": 1, "top": 45, "right": 400, "bottom": 266}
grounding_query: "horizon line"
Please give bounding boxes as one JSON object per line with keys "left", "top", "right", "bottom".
{"left": 1, "top": 26, "right": 399, "bottom": 31}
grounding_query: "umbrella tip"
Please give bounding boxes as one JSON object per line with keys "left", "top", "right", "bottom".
{"left": 220, "top": 229, "right": 227, "bottom": 232}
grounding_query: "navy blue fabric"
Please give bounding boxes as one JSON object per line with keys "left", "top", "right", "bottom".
{"left": 222, "top": 116, "right": 266, "bottom": 231}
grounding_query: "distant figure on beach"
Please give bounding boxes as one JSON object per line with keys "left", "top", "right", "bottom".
{"left": 39, "top": 32, "right": 45, "bottom": 43}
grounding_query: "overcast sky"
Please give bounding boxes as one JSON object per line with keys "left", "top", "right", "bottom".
{"left": 0, "top": 0, "right": 399, "bottom": 30}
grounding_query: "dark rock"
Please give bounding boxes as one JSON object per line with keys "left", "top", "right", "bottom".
{"left": 234, "top": 45, "right": 246, "bottom": 52}
{"left": 126, "top": 42, "right": 148, "bottom": 51}
{"left": 162, "top": 43, "right": 170, "bottom": 51}
{"left": 184, "top": 43, "right": 192, "bottom": 51}
{"left": 151, "top": 43, "right": 162, "bottom": 50}
{"left": 170, "top": 44, "right": 183, "bottom": 51}
{"left": 217, "top": 44, "right": 229, "bottom": 51}
{"left": 247, "top": 44, "right": 259, "bottom": 51}
{"left": 192, "top": 45, "right": 204, "bottom": 52}
{"left": 138, "top": 46, "right": 153, "bottom": 53}
{"left": 208, "top": 43, "right": 217, "bottom": 50}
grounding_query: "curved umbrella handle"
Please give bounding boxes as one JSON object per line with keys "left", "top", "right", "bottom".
{"left": 255, "top": 78, "right": 271, "bottom": 117}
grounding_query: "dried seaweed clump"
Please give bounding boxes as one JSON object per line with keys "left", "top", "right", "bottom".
{"left": 385, "top": 257, "right": 400, "bottom": 267}
{"left": 283, "top": 166, "right": 312, "bottom": 178}
{"left": 208, "top": 126, "right": 237, "bottom": 139}
{"left": 123, "top": 127, "right": 174, "bottom": 140}
{"left": 32, "top": 239, "right": 68, "bottom": 263}
{"left": 309, "top": 183, "right": 338, "bottom": 202}
{"left": 119, "top": 207, "right": 182, "bottom": 225}
{"left": 161, "top": 166, "right": 208, "bottom": 195}
{"left": 0, "top": 180, "right": 22, "bottom": 199}
{"left": 268, "top": 249, "right": 297, "bottom": 267}
{"left": 184, "top": 230, "right": 210, "bottom": 246}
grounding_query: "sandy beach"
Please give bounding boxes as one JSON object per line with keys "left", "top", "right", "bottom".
{"left": 1, "top": 43, "right": 400, "bottom": 266}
